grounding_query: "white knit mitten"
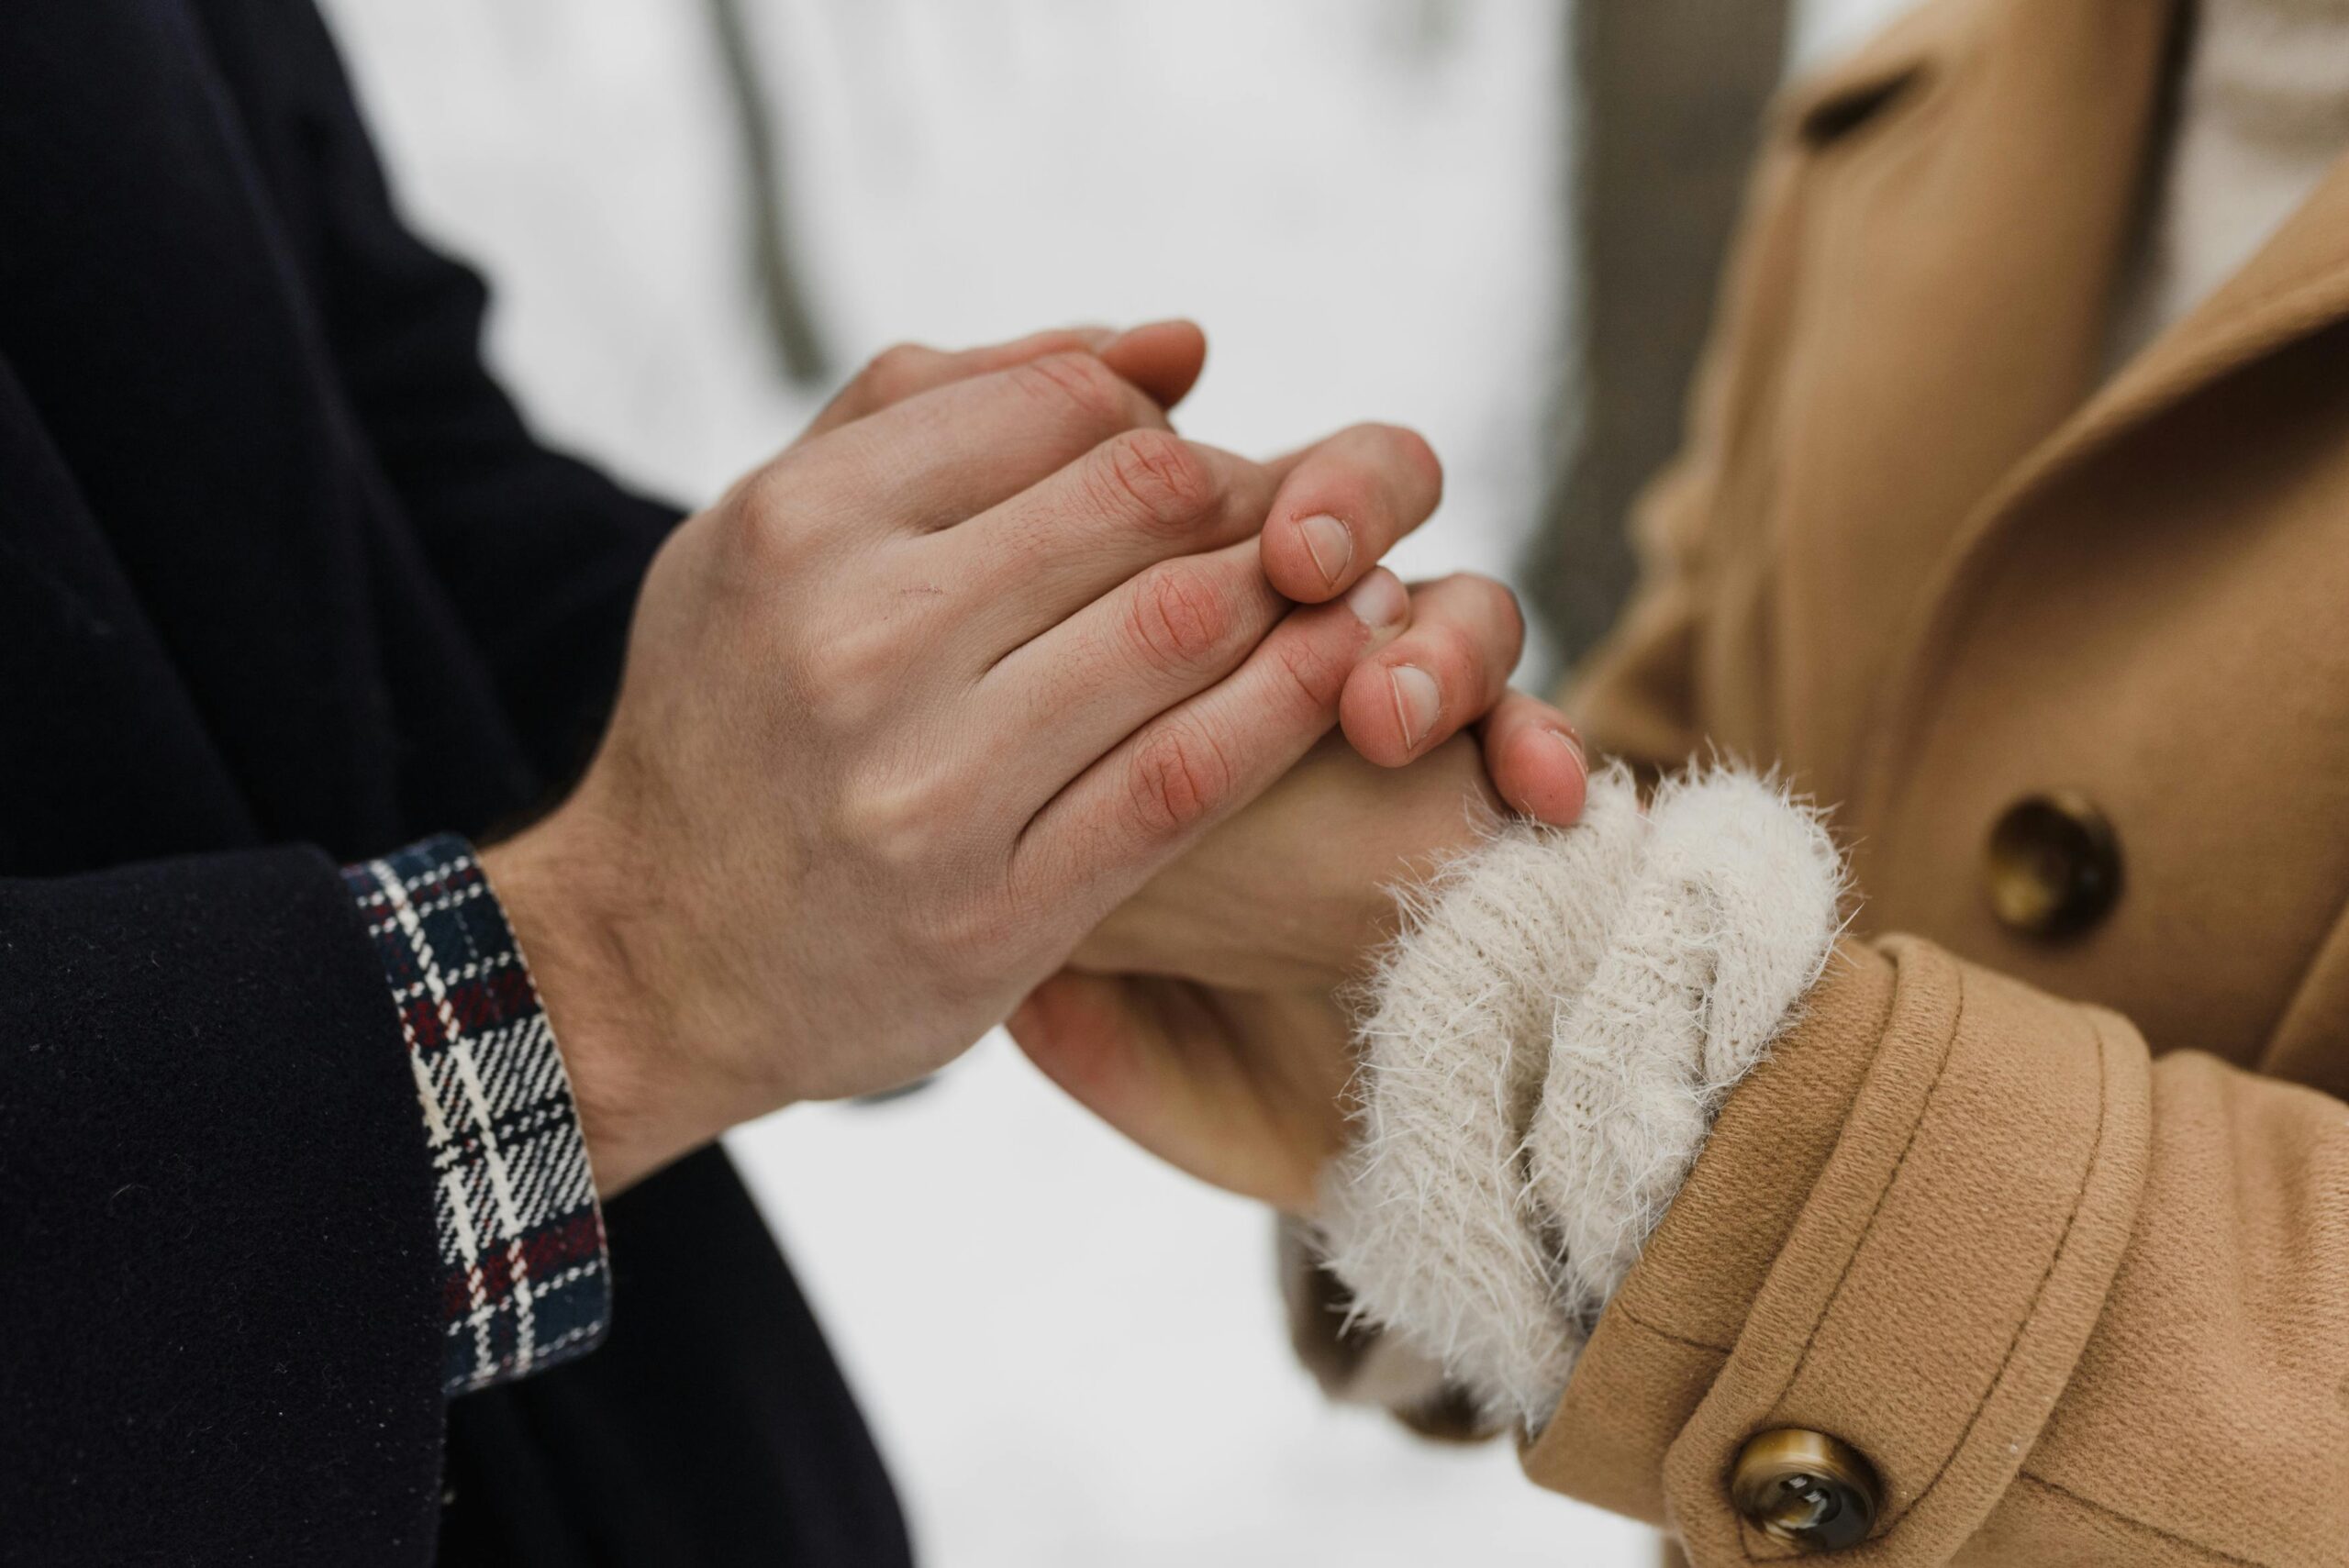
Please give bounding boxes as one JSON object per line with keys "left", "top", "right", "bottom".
{"left": 1318, "top": 764, "right": 1845, "bottom": 1431}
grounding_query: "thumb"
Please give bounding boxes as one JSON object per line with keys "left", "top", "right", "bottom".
{"left": 1008, "top": 971, "right": 1161, "bottom": 1125}
{"left": 1013, "top": 974, "right": 1342, "bottom": 1214}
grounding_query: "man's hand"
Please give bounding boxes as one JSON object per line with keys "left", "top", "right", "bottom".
{"left": 483, "top": 328, "right": 1458, "bottom": 1195}
{"left": 814, "top": 320, "right": 1593, "bottom": 823}
{"left": 824, "top": 321, "right": 1592, "bottom": 827}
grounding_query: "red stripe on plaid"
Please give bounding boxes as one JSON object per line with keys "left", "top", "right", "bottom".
{"left": 344, "top": 834, "right": 610, "bottom": 1395}
{"left": 440, "top": 1208, "right": 608, "bottom": 1319}
{"left": 398, "top": 964, "right": 535, "bottom": 1054}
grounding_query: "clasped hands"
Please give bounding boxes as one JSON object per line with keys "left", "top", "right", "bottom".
{"left": 483, "top": 322, "right": 1586, "bottom": 1206}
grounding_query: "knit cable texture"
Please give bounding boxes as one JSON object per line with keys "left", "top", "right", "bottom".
{"left": 1319, "top": 763, "right": 1846, "bottom": 1430}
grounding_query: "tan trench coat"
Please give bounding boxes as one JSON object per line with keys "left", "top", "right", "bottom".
{"left": 1423, "top": 0, "right": 2349, "bottom": 1562}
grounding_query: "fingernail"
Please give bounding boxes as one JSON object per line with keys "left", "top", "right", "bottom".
{"left": 1389, "top": 665, "right": 1441, "bottom": 750}
{"left": 1344, "top": 570, "right": 1408, "bottom": 629}
{"left": 1296, "top": 514, "right": 1353, "bottom": 589}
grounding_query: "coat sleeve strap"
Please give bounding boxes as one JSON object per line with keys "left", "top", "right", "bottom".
{"left": 1531, "top": 934, "right": 2349, "bottom": 1566}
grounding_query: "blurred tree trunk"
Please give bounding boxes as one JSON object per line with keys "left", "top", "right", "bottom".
{"left": 1525, "top": 0, "right": 1790, "bottom": 667}
{"left": 706, "top": 0, "right": 830, "bottom": 386}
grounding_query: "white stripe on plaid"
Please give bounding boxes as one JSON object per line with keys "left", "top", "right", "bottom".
{"left": 344, "top": 835, "right": 610, "bottom": 1396}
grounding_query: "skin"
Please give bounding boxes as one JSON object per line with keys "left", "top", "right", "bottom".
{"left": 481, "top": 322, "right": 1586, "bottom": 1196}
{"left": 1017, "top": 734, "right": 1526, "bottom": 1214}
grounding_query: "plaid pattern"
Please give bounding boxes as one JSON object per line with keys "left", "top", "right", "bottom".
{"left": 342, "top": 835, "right": 610, "bottom": 1396}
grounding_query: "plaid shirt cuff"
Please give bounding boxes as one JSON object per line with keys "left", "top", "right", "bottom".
{"left": 342, "top": 835, "right": 610, "bottom": 1396}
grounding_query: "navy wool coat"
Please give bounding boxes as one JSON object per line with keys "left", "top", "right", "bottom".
{"left": 0, "top": 4, "right": 910, "bottom": 1563}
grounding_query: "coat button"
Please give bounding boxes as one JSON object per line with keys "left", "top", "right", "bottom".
{"left": 1985, "top": 791, "right": 2121, "bottom": 940}
{"left": 1731, "top": 1429, "right": 1881, "bottom": 1551}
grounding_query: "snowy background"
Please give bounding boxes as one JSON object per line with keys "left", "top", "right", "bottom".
{"left": 318, "top": 0, "right": 1911, "bottom": 1562}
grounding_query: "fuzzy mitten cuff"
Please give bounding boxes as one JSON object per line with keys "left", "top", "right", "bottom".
{"left": 1317, "top": 763, "right": 1845, "bottom": 1431}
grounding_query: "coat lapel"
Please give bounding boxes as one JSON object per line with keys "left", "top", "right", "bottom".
{"left": 1856, "top": 66, "right": 2349, "bottom": 834}
{"left": 1769, "top": 0, "right": 2177, "bottom": 800}
{"left": 2031, "top": 150, "right": 2349, "bottom": 491}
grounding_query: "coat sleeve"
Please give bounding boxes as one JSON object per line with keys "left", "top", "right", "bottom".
{"left": 220, "top": 2, "right": 685, "bottom": 784}
{"left": 1383, "top": 84, "right": 2348, "bottom": 1561}
{"left": 1284, "top": 766, "right": 2349, "bottom": 1562}
{"left": 1531, "top": 128, "right": 2349, "bottom": 1563}
{"left": 0, "top": 846, "right": 447, "bottom": 1565}
{"left": 1528, "top": 937, "right": 2349, "bottom": 1567}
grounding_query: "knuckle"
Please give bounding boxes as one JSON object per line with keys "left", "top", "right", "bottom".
{"left": 1096, "top": 429, "right": 1218, "bottom": 531}
{"left": 1454, "top": 571, "right": 1524, "bottom": 634}
{"left": 1273, "top": 627, "right": 1353, "bottom": 712}
{"left": 1126, "top": 724, "right": 1233, "bottom": 840}
{"left": 923, "top": 894, "right": 1013, "bottom": 982}
{"left": 716, "top": 468, "right": 805, "bottom": 573}
{"left": 834, "top": 777, "right": 940, "bottom": 872}
{"left": 1014, "top": 350, "right": 1135, "bottom": 433}
{"left": 834, "top": 766, "right": 998, "bottom": 891}
{"left": 860, "top": 340, "right": 937, "bottom": 405}
{"left": 1020, "top": 328, "right": 1097, "bottom": 360}
{"left": 1126, "top": 562, "right": 1235, "bottom": 671}
{"left": 800, "top": 622, "right": 906, "bottom": 718}
{"left": 1420, "top": 628, "right": 1481, "bottom": 692}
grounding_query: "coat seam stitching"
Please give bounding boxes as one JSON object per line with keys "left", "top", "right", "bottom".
{"left": 2013, "top": 1472, "right": 2272, "bottom": 1568}
{"left": 1762, "top": 962, "right": 1965, "bottom": 1393}
{"left": 1876, "top": 1007, "right": 2111, "bottom": 1529}
{"left": 1613, "top": 1303, "right": 1734, "bottom": 1357}
{"left": 1736, "top": 960, "right": 1966, "bottom": 1564}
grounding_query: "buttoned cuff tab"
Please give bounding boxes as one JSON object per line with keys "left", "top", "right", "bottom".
{"left": 343, "top": 834, "right": 610, "bottom": 1396}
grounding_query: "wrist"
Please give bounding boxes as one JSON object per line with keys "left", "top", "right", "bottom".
{"left": 480, "top": 807, "right": 723, "bottom": 1196}
{"left": 1346, "top": 740, "right": 1507, "bottom": 973}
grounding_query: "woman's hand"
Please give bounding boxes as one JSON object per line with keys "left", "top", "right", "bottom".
{"left": 1019, "top": 729, "right": 1535, "bottom": 1211}
{"left": 1022, "top": 543, "right": 1590, "bottom": 1209}
{"left": 1069, "top": 562, "right": 1590, "bottom": 995}
{"left": 1011, "top": 978, "right": 1353, "bottom": 1213}
{"left": 1069, "top": 732, "right": 1498, "bottom": 993}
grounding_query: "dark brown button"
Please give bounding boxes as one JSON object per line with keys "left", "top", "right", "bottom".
{"left": 1731, "top": 1429, "right": 1881, "bottom": 1551}
{"left": 1985, "top": 791, "right": 2121, "bottom": 940}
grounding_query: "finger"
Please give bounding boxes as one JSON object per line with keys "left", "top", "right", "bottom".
{"left": 982, "top": 538, "right": 1289, "bottom": 776}
{"left": 1258, "top": 424, "right": 1444, "bottom": 604}
{"left": 803, "top": 328, "right": 1108, "bottom": 439}
{"left": 929, "top": 432, "right": 1279, "bottom": 653}
{"left": 1011, "top": 569, "right": 1412, "bottom": 916}
{"left": 802, "top": 319, "right": 1207, "bottom": 441}
{"left": 1008, "top": 973, "right": 1190, "bottom": 1154}
{"left": 783, "top": 350, "right": 1172, "bottom": 538}
{"left": 1337, "top": 572, "right": 1523, "bottom": 766}
{"left": 1476, "top": 688, "right": 1588, "bottom": 826}
{"left": 1008, "top": 975, "right": 1339, "bottom": 1214}
{"left": 1097, "top": 318, "right": 1208, "bottom": 410}
{"left": 933, "top": 418, "right": 1428, "bottom": 650}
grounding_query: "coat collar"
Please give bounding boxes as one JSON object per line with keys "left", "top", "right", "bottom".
{"left": 1773, "top": 0, "right": 1976, "bottom": 141}
{"left": 2030, "top": 150, "right": 2349, "bottom": 499}
{"left": 1851, "top": 0, "right": 2349, "bottom": 830}
{"left": 1765, "top": 0, "right": 2179, "bottom": 803}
